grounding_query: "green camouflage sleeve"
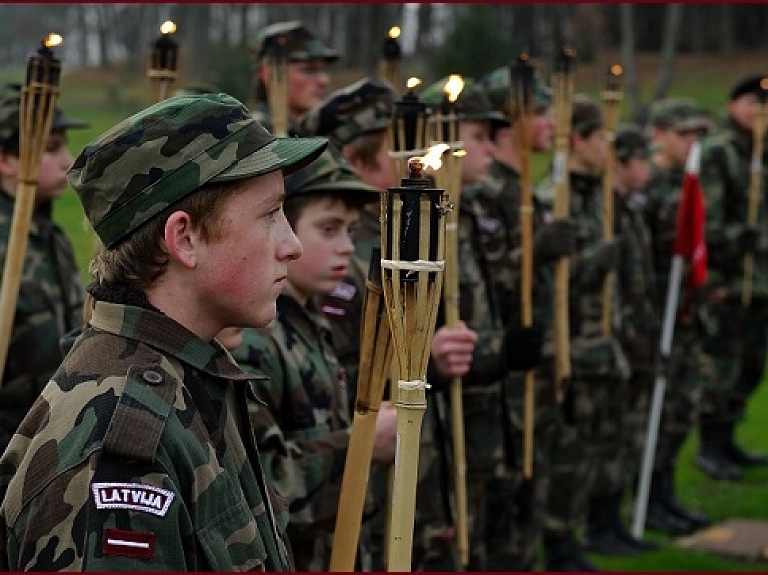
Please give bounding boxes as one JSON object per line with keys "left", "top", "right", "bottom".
{"left": 234, "top": 321, "right": 350, "bottom": 543}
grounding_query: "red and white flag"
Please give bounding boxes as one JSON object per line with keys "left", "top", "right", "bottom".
{"left": 674, "top": 142, "right": 708, "bottom": 299}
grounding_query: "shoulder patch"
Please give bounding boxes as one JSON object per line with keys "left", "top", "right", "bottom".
{"left": 93, "top": 482, "right": 174, "bottom": 516}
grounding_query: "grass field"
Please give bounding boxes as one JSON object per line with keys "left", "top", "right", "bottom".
{"left": 10, "top": 51, "right": 768, "bottom": 571}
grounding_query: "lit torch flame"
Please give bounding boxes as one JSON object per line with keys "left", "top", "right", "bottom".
{"left": 610, "top": 64, "right": 623, "bottom": 77}
{"left": 44, "top": 33, "right": 63, "bottom": 48}
{"left": 160, "top": 20, "right": 177, "bottom": 35}
{"left": 444, "top": 74, "right": 464, "bottom": 103}
{"left": 389, "top": 26, "right": 401, "bottom": 40}
{"left": 761, "top": 77, "right": 768, "bottom": 91}
{"left": 418, "top": 143, "right": 449, "bottom": 172}
{"left": 406, "top": 77, "right": 421, "bottom": 91}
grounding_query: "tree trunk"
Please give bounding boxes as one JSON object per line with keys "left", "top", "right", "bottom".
{"left": 619, "top": 4, "right": 642, "bottom": 122}
{"left": 650, "top": 3, "right": 682, "bottom": 101}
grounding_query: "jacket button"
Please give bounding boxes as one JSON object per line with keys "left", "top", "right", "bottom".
{"left": 142, "top": 370, "right": 163, "bottom": 385}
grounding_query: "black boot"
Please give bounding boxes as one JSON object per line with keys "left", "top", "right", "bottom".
{"left": 695, "top": 422, "right": 742, "bottom": 481}
{"left": 583, "top": 493, "right": 642, "bottom": 556}
{"left": 657, "top": 466, "right": 710, "bottom": 530}
{"left": 544, "top": 531, "right": 601, "bottom": 572}
{"left": 720, "top": 422, "right": 768, "bottom": 466}
{"left": 644, "top": 478, "right": 697, "bottom": 536}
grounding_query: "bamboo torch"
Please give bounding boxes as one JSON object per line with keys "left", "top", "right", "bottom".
{"left": 742, "top": 77, "right": 768, "bottom": 307}
{"left": 600, "top": 64, "right": 623, "bottom": 335}
{"left": 330, "top": 248, "right": 394, "bottom": 571}
{"left": 551, "top": 45, "right": 576, "bottom": 402}
{"left": 511, "top": 53, "right": 536, "bottom": 478}
{"left": 382, "top": 150, "right": 450, "bottom": 571}
{"left": 0, "top": 33, "right": 63, "bottom": 386}
{"left": 266, "top": 32, "right": 289, "bottom": 137}
{"left": 428, "top": 73, "right": 470, "bottom": 568}
{"left": 381, "top": 26, "right": 402, "bottom": 98}
{"left": 147, "top": 20, "right": 179, "bottom": 104}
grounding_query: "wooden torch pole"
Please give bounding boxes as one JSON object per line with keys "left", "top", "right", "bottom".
{"left": 330, "top": 248, "right": 394, "bottom": 571}
{"left": 600, "top": 64, "right": 623, "bottom": 335}
{"left": 551, "top": 45, "right": 576, "bottom": 402}
{"left": 0, "top": 34, "right": 63, "bottom": 387}
{"left": 511, "top": 53, "right": 537, "bottom": 479}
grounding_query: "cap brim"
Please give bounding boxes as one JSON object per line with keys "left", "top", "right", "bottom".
{"left": 211, "top": 136, "right": 328, "bottom": 182}
{"left": 52, "top": 116, "right": 90, "bottom": 131}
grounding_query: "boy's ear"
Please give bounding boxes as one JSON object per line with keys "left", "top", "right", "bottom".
{"left": 163, "top": 211, "right": 197, "bottom": 269}
{"left": 0, "top": 148, "right": 18, "bottom": 178}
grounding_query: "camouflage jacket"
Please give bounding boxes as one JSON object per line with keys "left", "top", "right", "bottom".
{"left": 0, "top": 191, "right": 84, "bottom": 452}
{"left": 232, "top": 292, "right": 350, "bottom": 571}
{"left": 700, "top": 115, "right": 768, "bottom": 300}
{"left": 615, "top": 190, "right": 659, "bottom": 372}
{"left": 536, "top": 171, "right": 629, "bottom": 380}
{"left": 0, "top": 300, "right": 292, "bottom": 571}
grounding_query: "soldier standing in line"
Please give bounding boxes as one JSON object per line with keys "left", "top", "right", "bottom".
{"left": 231, "top": 149, "right": 399, "bottom": 571}
{"left": 0, "top": 93, "right": 328, "bottom": 570}
{"left": 477, "top": 65, "right": 578, "bottom": 571}
{"left": 299, "top": 77, "right": 480, "bottom": 571}
{"left": 696, "top": 76, "right": 768, "bottom": 480}
{"left": 604, "top": 124, "right": 662, "bottom": 552}
{"left": 0, "top": 84, "right": 88, "bottom": 454}
{"left": 535, "top": 94, "right": 633, "bottom": 568}
{"left": 642, "top": 98, "right": 713, "bottom": 533}
{"left": 250, "top": 21, "right": 338, "bottom": 135}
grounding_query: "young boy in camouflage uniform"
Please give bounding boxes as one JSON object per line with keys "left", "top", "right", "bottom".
{"left": 643, "top": 98, "right": 712, "bottom": 533}
{"left": 535, "top": 94, "right": 633, "bottom": 567}
{"left": 0, "top": 92, "right": 327, "bottom": 571}
{"left": 0, "top": 83, "right": 88, "bottom": 453}
{"left": 231, "top": 148, "right": 398, "bottom": 571}
{"left": 250, "top": 21, "right": 338, "bottom": 134}
{"left": 477, "top": 65, "right": 578, "bottom": 571}
{"left": 697, "top": 75, "right": 768, "bottom": 482}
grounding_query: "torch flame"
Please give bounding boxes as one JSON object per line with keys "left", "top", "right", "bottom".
{"left": 389, "top": 26, "right": 401, "bottom": 40}
{"left": 761, "top": 77, "right": 768, "bottom": 91}
{"left": 406, "top": 77, "right": 422, "bottom": 90}
{"left": 43, "top": 33, "right": 63, "bottom": 48}
{"left": 610, "top": 63, "right": 623, "bottom": 77}
{"left": 160, "top": 20, "right": 177, "bottom": 35}
{"left": 418, "top": 143, "right": 449, "bottom": 172}
{"left": 444, "top": 74, "right": 464, "bottom": 103}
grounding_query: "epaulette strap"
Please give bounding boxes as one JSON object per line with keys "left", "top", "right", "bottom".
{"left": 103, "top": 364, "right": 176, "bottom": 461}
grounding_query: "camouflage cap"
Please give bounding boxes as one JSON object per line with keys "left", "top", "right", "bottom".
{"left": 298, "top": 77, "right": 395, "bottom": 147}
{"left": 480, "top": 65, "right": 553, "bottom": 117}
{"left": 285, "top": 147, "right": 380, "bottom": 202}
{"left": 571, "top": 93, "right": 603, "bottom": 134}
{"left": 67, "top": 92, "right": 328, "bottom": 248}
{"left": 420, "top": 77, "right": 510, "bottom": 128}
{"left": 251, "top": 21, "right": 339, "bottom": 64}
{"left": 0, "top": 83, "right": 89, "bottom": 145}
{"left": 648, "top": 97, "right": 710, "bottom": 131}
{"left": 614, "top": 123, "right": 649, "bottom": 163}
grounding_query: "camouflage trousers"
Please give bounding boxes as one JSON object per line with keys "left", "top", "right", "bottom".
{"left": 477, "top": 370, "right": 560, "bottom": 571}
{"left": 544, "top": 371, "right": 628, "bottom": 535}
{"left": 698, "top": 301, "right": 768, "bottom": 425}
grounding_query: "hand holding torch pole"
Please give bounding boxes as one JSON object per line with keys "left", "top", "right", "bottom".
{"left": 552, "top": 45, "right": 576, "bottom": 402}
{"left": 266, "top": 33, "right": 289, "bottom": 137}
{"left": 381, "top": 26, "right": 402, "bottom": 98}
{"left": 600, "top": 64, "right": 623, "bottom": 334}
{"left": 330, "top": 248, "right": 394, "bottom": 571}
{"left": 0, "top": 34, "right": 63, "bottom": 386}
{"left": 382, "top": 152, "right": 450, "bottom": 571}
{"left": 511, "top": 53, "right": 536, "bottom": 479}
{"left": 429, "top": 73, "right": 470, "bottom": 568}
{"left": 148, "top": 20, "right": 179, "bottom": 104}
{"left": 742, "top": 77, "right": 768, "bottom": 307}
